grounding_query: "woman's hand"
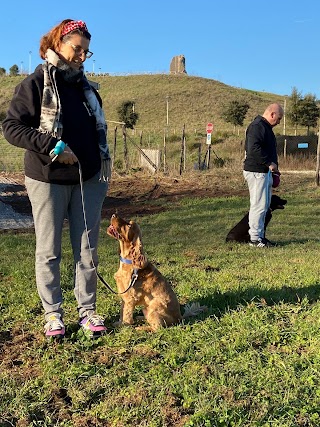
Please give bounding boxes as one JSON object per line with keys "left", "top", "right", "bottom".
{"left": 57, "top": 147, "right": 78, "bottom": 164}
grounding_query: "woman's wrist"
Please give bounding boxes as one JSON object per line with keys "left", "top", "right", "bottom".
{"left": 49, "top": 141, "right": 67, "bottom": 159}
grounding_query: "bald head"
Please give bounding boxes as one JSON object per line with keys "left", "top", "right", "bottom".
{"left": 263, "top": 103, "right": 284, "bottom": 127}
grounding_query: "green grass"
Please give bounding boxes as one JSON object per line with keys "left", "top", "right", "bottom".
{"left": 0, "top": 136, "right": 24, "bottom": 171}
{"left": 2, "top": 181, "right": 320, "bottom": 425}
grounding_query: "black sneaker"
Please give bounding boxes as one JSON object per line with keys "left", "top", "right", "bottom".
{"left": 264, "top": 238, "right": 277, "bottom": 247}
{"left": 249, "top": 238, "right": 275, "bottom": 248}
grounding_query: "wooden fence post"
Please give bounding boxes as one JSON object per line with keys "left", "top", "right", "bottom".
{"left": 316, "top": 126, "right": 320, "bottom": 186}
{"left": 122, "top": 125, "right": 128, "bottom": 172}
{"left": 206, "top": 145, "right": 211, "bottom": 169}
{"left": 179, "top": 124, "right": 185, "bottom": 175}
{"left": 183, "top": 133, "right": 186, "bottom": 171}
{"left": 163, "top": 128, "right": 167, "bottom": 173}
{"left": 113, "top": 126, "right": 117, "bottom": 168}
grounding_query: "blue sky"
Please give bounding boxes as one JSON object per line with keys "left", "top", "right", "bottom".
{"left": 2, "top": 0, "right": 320, "bottom": 97}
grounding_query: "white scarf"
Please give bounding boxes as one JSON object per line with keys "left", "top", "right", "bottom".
{"left": 39, "top": 49, "right": 111, "bottom": 181}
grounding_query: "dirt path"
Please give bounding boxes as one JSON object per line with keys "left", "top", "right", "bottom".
{"left": 0, "top": 171, "right": 247, "bottom": 224}
{"left": 0, "top": 170, "right": 316, "bottom": 230}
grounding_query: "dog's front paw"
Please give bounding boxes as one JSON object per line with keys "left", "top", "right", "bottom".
{"left": 112, "top": 320, "right": 122, "bottom": 328}
{"left": 135, "top": 325, "right": 153, "bottom": 332}
{"left": 112, "top": 320, "right": 135, "bottom": 328}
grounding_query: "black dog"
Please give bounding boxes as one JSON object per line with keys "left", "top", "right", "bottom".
{"left": 226, "top": 194, "right": 287, "bottom": 243}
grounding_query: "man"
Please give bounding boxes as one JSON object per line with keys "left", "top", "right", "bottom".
{"left": 243, "top": 103, "right": 284, "bottom": 247}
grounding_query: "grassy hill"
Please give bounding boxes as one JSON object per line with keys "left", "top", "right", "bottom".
{"left": 0, "top": 73, "right": 284, "bottom": 134}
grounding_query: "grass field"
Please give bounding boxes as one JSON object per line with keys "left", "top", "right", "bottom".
{"left": 1, "top": 171, "right": 320, "bottom": 426}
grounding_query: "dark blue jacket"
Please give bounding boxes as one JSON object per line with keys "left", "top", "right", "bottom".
{"left": 243, "top": 115, "right": 278, "bottom": 173}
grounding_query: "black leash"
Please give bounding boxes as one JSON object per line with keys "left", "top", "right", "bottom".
{"left": 78, "top": 163, "right": 138, "bottom": 295}
{"left": 96, "top": 269, "right": 138, "bottom": 295}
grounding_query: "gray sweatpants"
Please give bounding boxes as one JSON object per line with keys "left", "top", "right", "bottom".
{"left": 25, "top": 173, "right": 107, "bottom": 321}
{"left": 243, "top": 170, "right": 272, "bottom": 241}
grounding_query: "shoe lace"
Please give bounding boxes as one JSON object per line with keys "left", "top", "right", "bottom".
{"left": 45, "top": 317, "right": 64, "bottom": 331}
{"left": 87, "top": 313, "right": 104, "bottom": 326}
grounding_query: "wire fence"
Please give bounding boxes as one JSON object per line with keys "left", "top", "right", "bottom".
{"left": 0, "top": 125, "right": 318, "bottom": 175}
{"left": 0, "top": 126, "right": 235, "bottom": 174}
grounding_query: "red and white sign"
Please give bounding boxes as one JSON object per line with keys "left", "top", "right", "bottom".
{"left": 206, "top": 122, "right": 214, "bottom": 134}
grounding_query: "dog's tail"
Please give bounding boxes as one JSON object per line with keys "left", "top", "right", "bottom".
{"left": 182, "top": 302, "right": 207, "bottom": 319}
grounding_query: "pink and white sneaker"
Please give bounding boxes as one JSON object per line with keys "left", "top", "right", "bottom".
{"left": 44, "top": 313, "right": 65, "bottom": 340}
{"left": 79, "top": 311, "right": 106, "bottom": 338}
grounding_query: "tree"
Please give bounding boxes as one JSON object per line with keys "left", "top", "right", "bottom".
{"left": 287, "top": 87, "right": 303, "bottom": 135}
{"left": 298, "top": 93, "right": 319, "bottom": 135}
{"left": 221, "top": 100, "right": 250, "bottom": 133}
{"left": 0, "top": 67, "right": 6, "bottom": 76}
{"left": 117, "top": 100, "right": 139, "bottom": 129}
{"left": 287, "top": 88, "right": 319, "bottom": 135}
{"left": 9, "top": 64, "right": 19, "bottom": 76}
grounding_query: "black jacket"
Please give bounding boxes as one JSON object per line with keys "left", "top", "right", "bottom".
{"left": 3, "top": 64, "right": 102, "bottom": 184}
{"left": 243, "top": 115, "right": 278, "bottom": 173}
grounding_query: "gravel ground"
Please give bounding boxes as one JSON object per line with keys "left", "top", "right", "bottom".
{"left": 0, "top": 177, "right": 33, "bottom": 230}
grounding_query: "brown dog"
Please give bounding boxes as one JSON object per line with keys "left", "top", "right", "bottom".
{"left": 107, "top": 214, "right": 183, "bottom": 331}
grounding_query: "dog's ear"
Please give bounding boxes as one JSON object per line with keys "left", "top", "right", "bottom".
{"left": 129, "top": 223, "right": 148, "bottom": 269}
{"left": 132, "top": 236, "right": 148, "bottom": 269}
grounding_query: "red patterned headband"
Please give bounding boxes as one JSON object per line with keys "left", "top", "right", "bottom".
{"left": 61, "top": 20, "right": 89, "bottom": 37}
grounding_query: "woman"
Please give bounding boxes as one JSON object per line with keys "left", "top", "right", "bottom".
{"left": 3, "top": 19, "right": 111, "bottom": 339}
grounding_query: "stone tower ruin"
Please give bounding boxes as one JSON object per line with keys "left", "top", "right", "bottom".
{"left": 169, "top": 55, "right": 187, "bottom": 74}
